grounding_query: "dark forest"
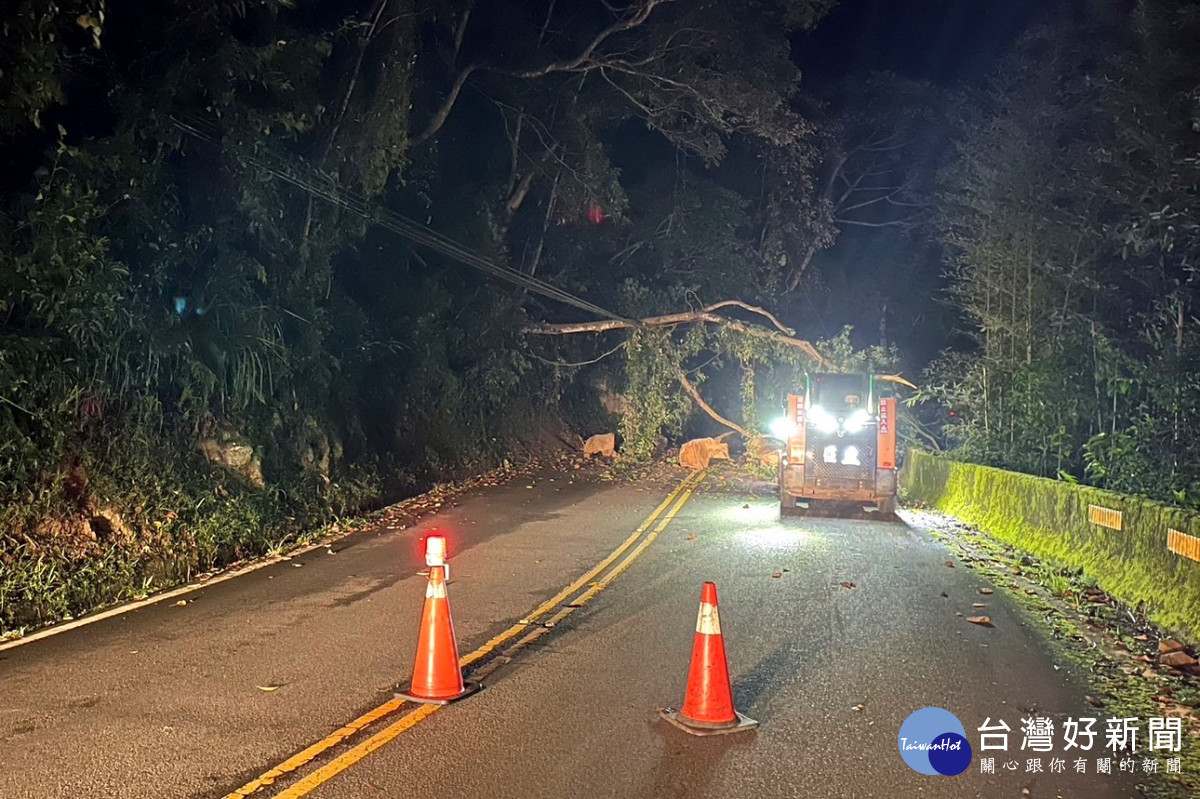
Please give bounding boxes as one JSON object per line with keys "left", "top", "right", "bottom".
{"left": 3, "top": 0, "right": 1199, "bottom": 629}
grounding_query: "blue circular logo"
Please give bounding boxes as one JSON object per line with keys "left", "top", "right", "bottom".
{"left": 898, "top": 707, "right": 973, "bottom": 776}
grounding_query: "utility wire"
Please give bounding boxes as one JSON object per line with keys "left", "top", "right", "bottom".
{"left": 169, "top": 114, "right": 636, "bottom": 325}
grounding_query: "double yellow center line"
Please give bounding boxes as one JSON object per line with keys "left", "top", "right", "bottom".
{"left": 226, "top": 470, "right": 704, "bottom": 799}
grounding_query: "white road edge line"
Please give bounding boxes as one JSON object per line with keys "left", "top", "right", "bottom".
{"left": 0, "top": 528, "right": 362, "bottom": 654}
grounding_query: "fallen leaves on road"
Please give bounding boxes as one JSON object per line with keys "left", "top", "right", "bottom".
{"left": 772, "top": 572, "right": 783, "bottom": 578}
{"left": 839, "top": 582, "right": 856, "bottom": 590}
{"left": 909, "top": 506, "right": 1200, "bottom": 793}
{"left": 172, "top": 599, "right": 187, "bottom": 607}
{"left": 967, "top": 616, "right": 993, "bottom": 626}
{"left": 940, "top": 591, "right": 949, "bottom": 598}
{"left": 944, "top": 560, "right": 955, "bottom": 568}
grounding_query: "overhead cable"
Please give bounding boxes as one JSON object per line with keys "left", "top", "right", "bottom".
{"left": 169, "top": 115, "right": 635, "bottom": 325}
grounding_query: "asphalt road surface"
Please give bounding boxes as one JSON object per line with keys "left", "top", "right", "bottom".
{"left": 0, "top": 467, "right": 1143, "bottom": 798}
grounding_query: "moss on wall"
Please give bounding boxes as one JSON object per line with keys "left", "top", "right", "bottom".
{"left": 902, "top": 451, "right": 1200, "bottom": 640}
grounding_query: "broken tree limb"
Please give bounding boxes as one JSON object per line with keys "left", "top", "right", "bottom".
{"left": 525, "top": 301, "right": 829, "bottom": 368}
{"left": 677, "top": 370, "right": 751, "bottom": 439}
{"left": 901, "top": 410, "right": 944, "bottom": 453}
{"left": 876, "top": 373, "right": 919, "bottom": 391}
{"left": 699, "top": 300, "right": 794, "bottom": 335}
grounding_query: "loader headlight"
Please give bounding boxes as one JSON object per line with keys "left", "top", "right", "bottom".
{"left": 769, "top": 417, "right": 796, "bottom": 440}
{"left": 808, "top": 405, "right": 838, "bottom": 434}
{"left": 843, "top": 408, "right": 872, "bottom": 433}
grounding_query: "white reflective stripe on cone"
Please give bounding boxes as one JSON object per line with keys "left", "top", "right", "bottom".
{"left": 695, "top": 602, "right": 721, "bottom": 635}
{"left": 427, "top": 579, "right": 447, "bottom": 599}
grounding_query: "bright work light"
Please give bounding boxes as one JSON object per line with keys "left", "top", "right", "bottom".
{"left": 808, "top": 405, "right": 838, "bottom": 434}
{"left": 769, "top": 416, "right": 796, "bottom": 439}
{"left": 843, "top": 408, "right": 872, "bottom": 433}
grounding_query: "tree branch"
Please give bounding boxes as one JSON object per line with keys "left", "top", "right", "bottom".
{"left": 525, "top": 305, "right": 829, "bottom": 367}
{"left": 452, "top": 0, "right": 474, "bottom": 65}
{"left": 410, "top": 64, "right": 479, "bottom": 148}
{"left": 677, "top": 369, "right": 751, "bottom": 438}
{"left": 833, "top": 216, "right": 920, "bottom": 229}
{"left": 701, "top": 300, "right": 794, "bottom": 335}
{"left": 513, "top": 0, "right": 675, "bottom": 79}
{"left": 321, "top": 0, "right": 390, "bottom": 165}
{"left": 527, "top": 339, "right": 626, "bottom": 367}
{"left": 785, "top": 243, "right": 818, "bottom": 293}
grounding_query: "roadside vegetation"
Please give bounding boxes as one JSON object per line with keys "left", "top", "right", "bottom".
{"left": 915, "top": 508, "right": 1200, "bottom": 799}
{"left": 7, "top": 0, "right": 1193, "bottom": 639}
{"left": 922, "top": 1, "right": 1200, "bottom": 509}
{"left": 0, "top": 0, "right": 864, "bottom": 634}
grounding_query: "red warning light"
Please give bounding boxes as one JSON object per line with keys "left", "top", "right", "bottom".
{"left": 586, "top": 205, "right": 605, "bottom": 225}
{"left": 424, "top": 533, "right": 447, "bottom": 567}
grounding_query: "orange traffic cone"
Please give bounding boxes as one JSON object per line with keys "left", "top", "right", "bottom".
{"left": 659, "top": 582, "right": 757, "bottom": 735}
{"left": 395, "top": 565, "right": 481, "bottom": 704}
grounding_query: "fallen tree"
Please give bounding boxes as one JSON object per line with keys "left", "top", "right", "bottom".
{"left": 526, "top": 300, "right": 830, "bottom": 367}
{"left": 526, "top": 300, "right": 829, "bottom": 456}
{"left": 527, "top": 301, "right": 923, "bottom": 458}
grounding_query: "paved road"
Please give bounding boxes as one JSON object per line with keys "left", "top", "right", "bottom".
{"left": 0, "top": 468, "right": 1142, "bottom": 798}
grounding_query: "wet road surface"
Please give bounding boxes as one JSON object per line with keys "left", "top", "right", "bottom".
{"left": 0, "top": 469, "right": 1141, "bottom": 798}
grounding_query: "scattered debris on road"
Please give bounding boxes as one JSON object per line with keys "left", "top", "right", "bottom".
{"left": 910, "top": 506, "right": 1200, "bottom": 795}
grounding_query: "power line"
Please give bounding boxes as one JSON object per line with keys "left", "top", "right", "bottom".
{"left": 169, "top": 115, "right": 636, "bottom": 325}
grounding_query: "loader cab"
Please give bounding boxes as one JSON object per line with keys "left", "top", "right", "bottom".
{"left": 779, "top": 372, "right": 898, "bottom": 517}
{"left": 805, "top": 373, "right": 876, "bottom": 470}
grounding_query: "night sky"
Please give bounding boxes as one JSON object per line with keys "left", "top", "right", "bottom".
{"left": 796, "top": 0, "right": 1045, "bottom": 85}
{"left": 789, "top": 0, "right": 1047, "bottom": 370}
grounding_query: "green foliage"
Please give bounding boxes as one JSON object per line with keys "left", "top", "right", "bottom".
{"left": 0, "top": 0, "right": 845, "bottom": 632}
{"left": 618, "top": 328, "right": 693, "bottom": 461}
{"left": 0, "top": 0, "right": 556, "bottom": 633}
{"left": 903, "top": 450, "right": 1200, "bottom": 641}
{"left": 0, "top": 1, "right": 105, "bottom": 134}
{"left": 813, "top": 326, "right": 901, "bottom": 374}
{"left": 926, "top": 1, "right": 1200, "bottom": 506}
